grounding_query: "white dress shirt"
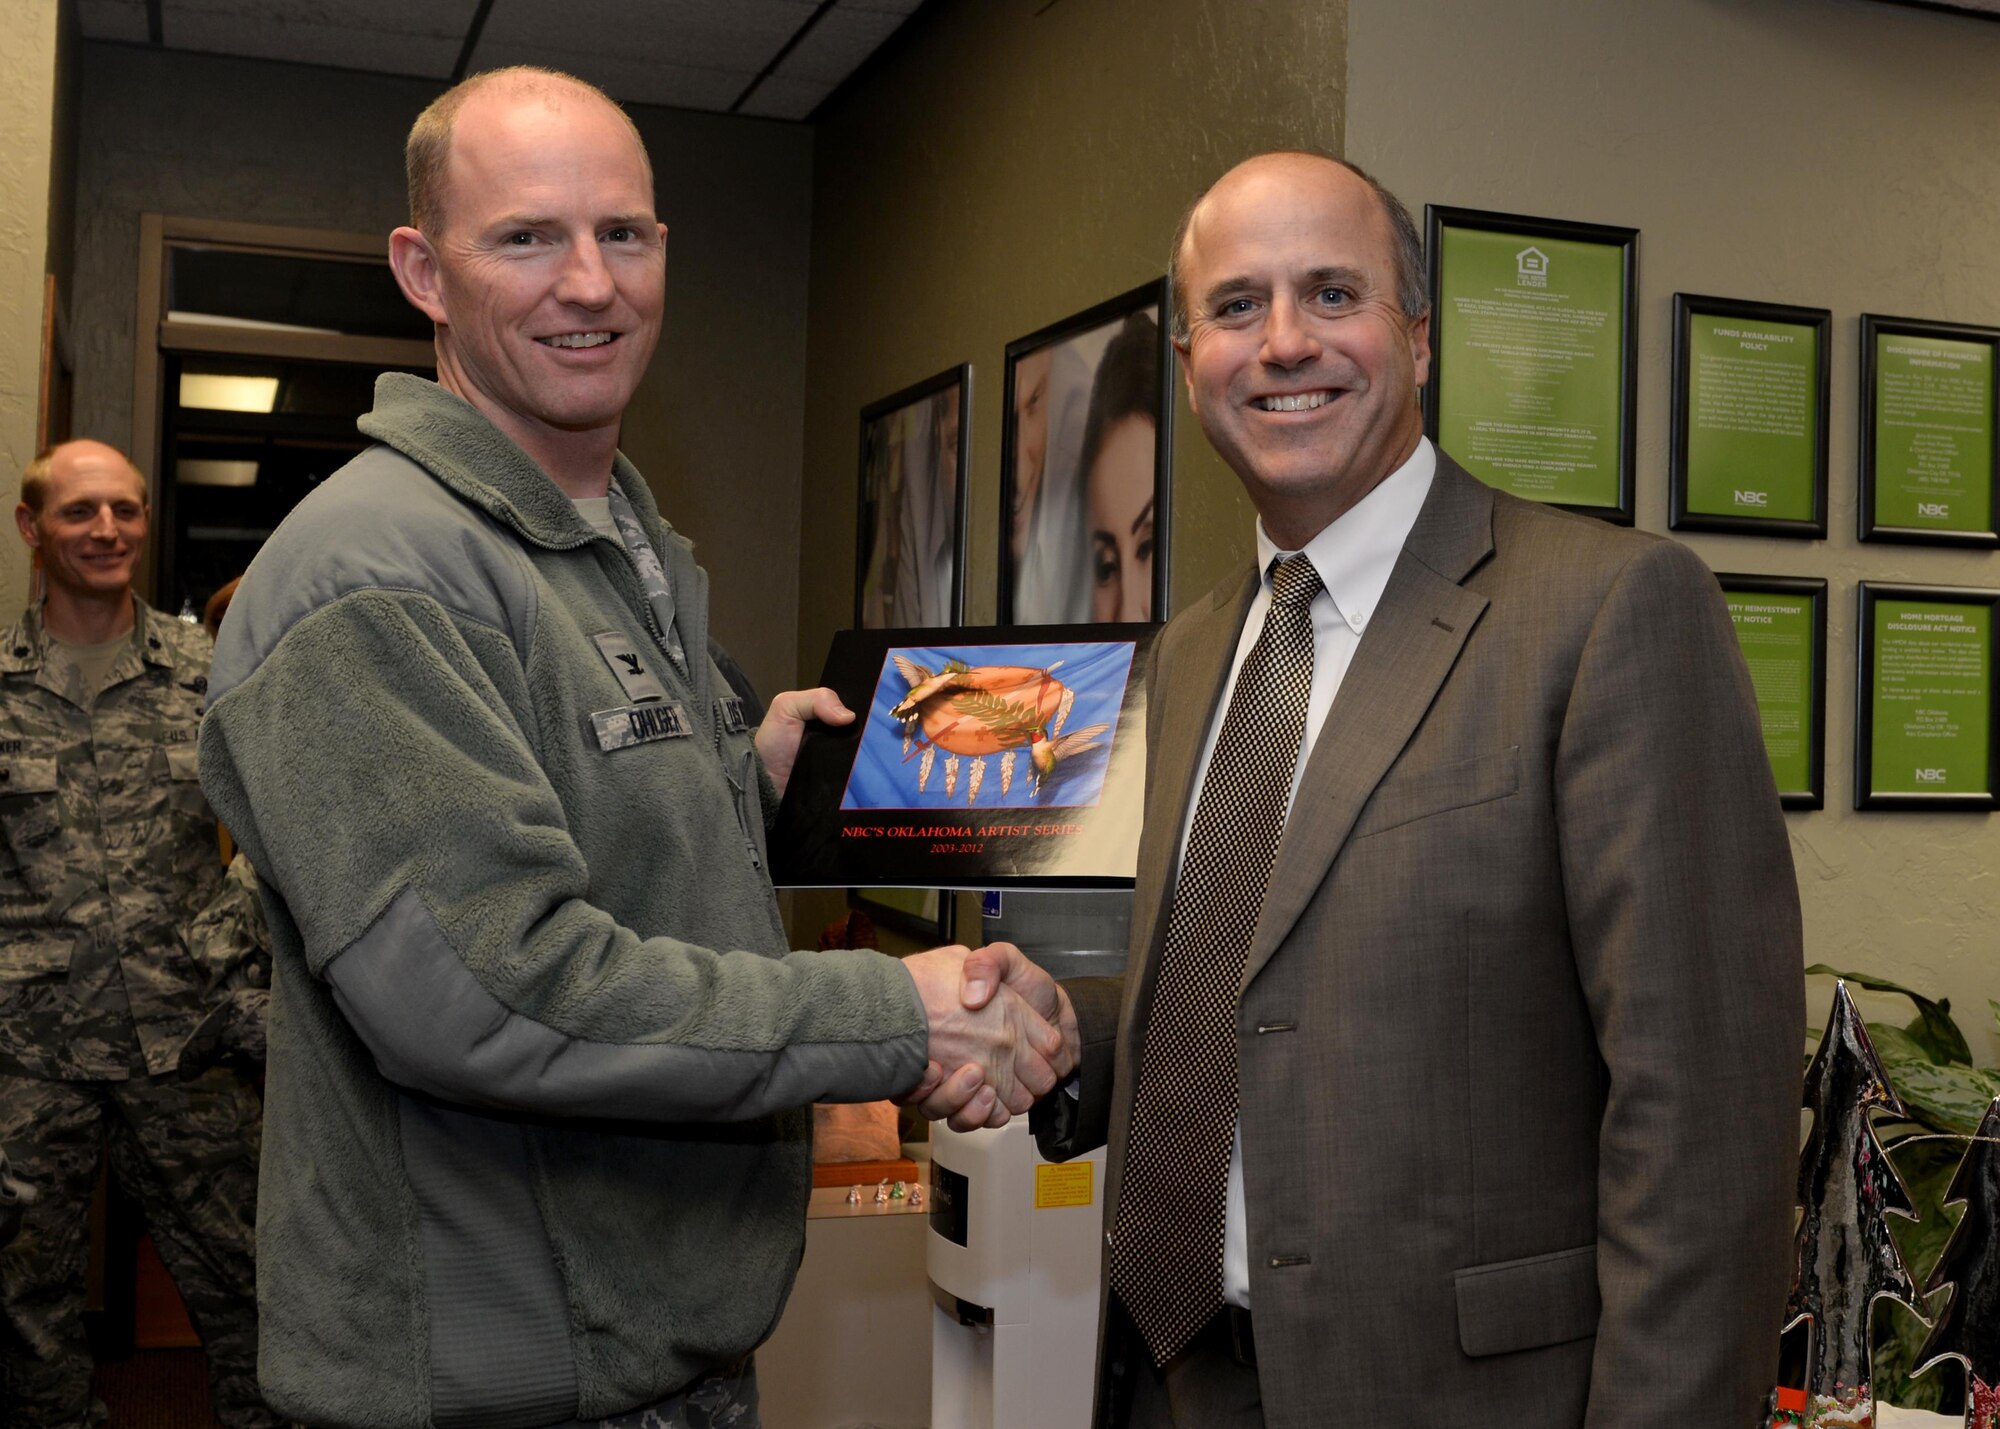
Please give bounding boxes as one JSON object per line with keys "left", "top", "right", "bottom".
{"left": 1181, "top": 438, "right": 1437, "bottom": 1309}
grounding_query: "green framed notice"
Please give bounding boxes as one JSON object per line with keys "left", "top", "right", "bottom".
{"left": 1671, "top": 296, "right": 1830, "bottom": 538}
{"left": 1858, "top": 315, "right": 2000, "bottom": 548}
{"left": 1717, "top": 574, "right": 1826, "bottom": 809}
{"left": 1425, "top": 205, "right": 1637, "bottom": 524}
{"left": 1855, "top": 582, "right": 1999, "bottom": 811}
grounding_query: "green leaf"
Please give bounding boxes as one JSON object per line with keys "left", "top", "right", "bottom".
{"left": 1805, "top": 964, "right": 1973, "bottom": 1066}
{"left": 1876, "top": 1054, "right": 2000, "bottom": 1137}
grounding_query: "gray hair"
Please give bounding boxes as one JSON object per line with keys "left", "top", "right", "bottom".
{"left": 1166, "top": 151, "right": 1428, "bottom": 342}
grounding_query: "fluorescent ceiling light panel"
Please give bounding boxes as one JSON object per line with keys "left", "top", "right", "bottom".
{"left": 179, "top": 374, "right": 281, "bottom": 413}
{"left": 176, "top": 459, "right": 261, "bottom": 488}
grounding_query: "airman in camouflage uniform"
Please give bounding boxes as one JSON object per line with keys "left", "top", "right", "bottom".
{"left": 0, "top": 439, "right": 275, "bottom": 1428}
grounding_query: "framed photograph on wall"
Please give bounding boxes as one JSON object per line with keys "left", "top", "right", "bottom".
{"left": 998, "top": 280, "right": 1174, "bottom": 626}
{"left": 1716, "top": 573, "right": 1827, "bottom": 810}
{"left": 1671, "top": 295, "right": 1830, "bottom": 538}
{"left": 1424, "top": 205, "right": 1638, "bottom": 524}
{"left": 1858, "top": 315, "right": 2000, "bottom": 547}
{"left": 855, "top": 365, "right": 972, "bottom": 628}
{"left": 1854, "top": 582, "right": 1998, "bottom": 811}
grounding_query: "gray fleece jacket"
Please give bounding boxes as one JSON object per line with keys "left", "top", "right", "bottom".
{"left": 199, "top": 374, "right": 928, "bottom": 1429}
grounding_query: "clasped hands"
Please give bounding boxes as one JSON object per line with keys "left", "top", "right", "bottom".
{"left": 900, "top": 942, "right": 1079, "bottom": 1132}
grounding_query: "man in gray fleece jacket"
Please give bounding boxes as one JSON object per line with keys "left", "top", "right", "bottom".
{"left": 197, "top": 66, "right": 1076, "bottom": 1429}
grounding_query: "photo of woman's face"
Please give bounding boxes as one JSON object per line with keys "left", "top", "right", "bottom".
{"left": 1009, "top": 349, "right": 1052, "bottom": 562}
{"left": 1086, "top": 414, "right": 1155, "bottom": 623}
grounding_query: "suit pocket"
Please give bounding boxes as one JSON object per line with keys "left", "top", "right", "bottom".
{"left": 1351, "top": 745, "right": 1520, "bottom": 841}
{"left": 1454, "top": 1242, "right": 1598, "bottom": 1357}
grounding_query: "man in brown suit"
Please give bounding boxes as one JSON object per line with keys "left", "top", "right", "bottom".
{"left": 937, "top": 152, "right": 1804, "bottom": 1426}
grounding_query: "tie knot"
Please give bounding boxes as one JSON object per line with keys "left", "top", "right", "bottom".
{"left": 1269, "top": 553, "right": 1321, "bottom": 609}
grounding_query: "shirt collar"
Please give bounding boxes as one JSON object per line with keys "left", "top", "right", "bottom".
{"left": 1254, "top": 436, "right": 1437, "bottom": 636}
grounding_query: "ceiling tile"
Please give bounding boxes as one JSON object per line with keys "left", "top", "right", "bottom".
{"left": 733, "top": 74, "right": 831, "bottom": 121}
{"left": 77, "top": 0, "right": 151, "bottom": 43}
{"left": 160, "top": 0, "right": 476, "bottom": 78}
{"left": 772, "top": 5, "right": 910, "bottom": 86}
{"left": 479, "top": 0, "right": 815, "bottom": 77}
{"left": 465, "top": 35, "right": 751, "bottom": 112}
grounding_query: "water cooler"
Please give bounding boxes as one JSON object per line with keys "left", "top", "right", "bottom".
{"left": 927, "top": 1118, "right": 1106, "bottom": 1429}
{"left": 925, "top": 890, "right": 1127, "bottom": 1429}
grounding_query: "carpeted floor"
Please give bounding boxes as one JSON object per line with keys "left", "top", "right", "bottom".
{"left": 93, "top": 1347, "right": 219, "bottom": 1429}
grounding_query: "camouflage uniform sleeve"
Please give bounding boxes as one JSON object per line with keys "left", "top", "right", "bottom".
{"left": 0, "top": 1144, "right": 32, "bottom": 1248}
{"left": 173, "top": 853, "right": 273, "bottom": 1077}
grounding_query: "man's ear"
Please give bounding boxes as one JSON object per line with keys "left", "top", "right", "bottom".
{"left": 14, "top": 504, "right": 38, "bottom": 553}
{"left": 1174, "top": 337, "right": 1196, "bottom": 418}
{"left": 1408, "top": 309, "right": 1433, "bottom": 392}
{"left": 388, "top": 227, "right": 449, "bottom": 326}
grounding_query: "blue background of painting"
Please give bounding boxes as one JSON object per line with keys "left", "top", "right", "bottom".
{"left": 841, "top": 641, "right": 1136, "bottom": 810}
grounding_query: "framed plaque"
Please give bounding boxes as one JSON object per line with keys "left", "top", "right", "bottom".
{"left": 999, "top": 280, "right": 1174, "bottom": 626}
{"left": 855, "top": 365, "right": 972, "bottom": 628}
{"left": 1671, "top": 296, "right": 1830, "bottom": 538}
{"left": 1424, "top": 205, "right": 1637, "bottom": 524}
{"left": 1855, "top": 582, "right": 1998, "bottom": 811}
{"left": 772, "top": 624, "right": 1160, "bottom": 889}
{"left": 1717, "top": 574, "right": 1827, "bottom": 810}
{"left": 1858, "top": 315, "right": 2000, "bottom": 547}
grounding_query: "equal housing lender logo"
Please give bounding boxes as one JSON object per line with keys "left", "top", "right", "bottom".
{"left": 1515, "top": 245, "right": 1549, "bottom": 288}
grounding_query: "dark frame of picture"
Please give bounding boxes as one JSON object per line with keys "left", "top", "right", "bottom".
{"left": 1670, "top": 295, "right": 1831, "bottom": 539}
{"left": 849, "top": 887, "right": 956, "bottom": 946}
{"left": 1715, "top": 573, "right": 1828, "bottom": 811}
{"left": 1854, "top": 581, "right": 2000, "bottom": 812}
{"left": 997, "top": 279, "right": 1174, "bottom": 625}
{"left": 1857, "top": 314, "right": 2000, "bottom": 548}
{"left": 1423, "top": 205, "right": 1639, "bottom": 525}
{"left": 853, "top": 364, "right": 973, "bottom": 628}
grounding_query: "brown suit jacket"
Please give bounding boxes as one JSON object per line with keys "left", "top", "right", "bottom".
{"left": 1038, "top": 454, "right": 1804, "bottom": 1427}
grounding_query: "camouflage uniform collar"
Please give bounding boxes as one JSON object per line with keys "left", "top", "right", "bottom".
{"left": 357, "top": 372, "right": 687, "bottom": 561}
{"left": 0, "top": 598, "right": 182, "bottom": 675}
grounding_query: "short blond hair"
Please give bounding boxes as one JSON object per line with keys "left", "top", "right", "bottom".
{"left": 18, "top": 447, "right": 57, "bottom": 514}
{"left": 405, "top": 66, "right": 653, "bottom": 236}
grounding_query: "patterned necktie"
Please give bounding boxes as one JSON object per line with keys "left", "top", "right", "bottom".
{"left": 1109, "top": 552, "right": 1322, "bottom": 1367}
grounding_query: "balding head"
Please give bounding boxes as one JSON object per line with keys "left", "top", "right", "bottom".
{"left": 1168, "top": 151, "right": 1426, "bottom": 344}
{"left": 19, "top": 440, "right": 145, "bottom": 515}
{"left": 406, "top": 66, "right": 652, "bottom": 238}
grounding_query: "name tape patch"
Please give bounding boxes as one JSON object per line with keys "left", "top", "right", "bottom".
{"left": 592, "top": 701, "right": 691, "bottom": 752}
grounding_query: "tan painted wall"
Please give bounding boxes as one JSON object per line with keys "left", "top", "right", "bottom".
{"left": 1346, "top": 0, "right": 2000, "bottom": 1060}
{"left": 0, "top": 0, "right": 63, "bottom": 615}
{"left": 69, "top": 42, "right": 812, "bottom": 699}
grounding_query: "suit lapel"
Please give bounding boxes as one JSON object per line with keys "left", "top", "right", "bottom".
{"left": 1242, "top": 457, "right": 1497, "bottom": 988}
{"left": 1127, "top": 568, "right": 1258, "bottom": 982}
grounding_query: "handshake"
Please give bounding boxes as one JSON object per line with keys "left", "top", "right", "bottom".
{"left": 899, "top": 942, "right": 1080, "bottom": 1132}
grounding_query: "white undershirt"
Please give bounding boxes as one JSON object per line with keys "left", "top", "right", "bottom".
{"left": 1185, "top": 438, "right": 1437, "bottom": 1309}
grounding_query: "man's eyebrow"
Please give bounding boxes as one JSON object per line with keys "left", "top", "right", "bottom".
{"left": 1301, "top": 265, "right": 1369, "bottom": 290}
{"left": 1129, "top": 497, "right": 1156, "bottom": 538}
{"left": 1199, "top": 275, "right": 1263, "bottom": 310}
